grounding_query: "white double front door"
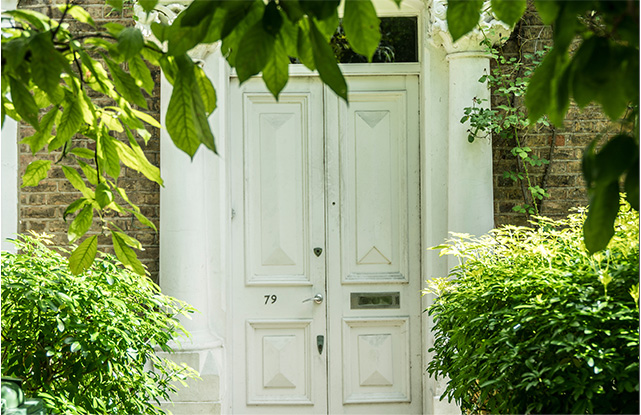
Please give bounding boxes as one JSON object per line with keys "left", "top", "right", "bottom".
{"left": 230, "top": 74, "right": 421, "bottom": 414}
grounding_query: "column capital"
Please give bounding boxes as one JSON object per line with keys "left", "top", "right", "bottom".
{"left": 428, "top": 0, "right": 510, "bottom": 55}
{"left": 134, "top": 0, "right": 219, "bottom": 63}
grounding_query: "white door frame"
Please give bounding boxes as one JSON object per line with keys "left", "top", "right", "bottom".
{"left": 153, "top": 0, "right": 505, "bottom": 413}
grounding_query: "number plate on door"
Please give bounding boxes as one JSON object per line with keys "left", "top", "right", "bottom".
{"left": 350, "top": 292, "right": 400, "bottom": 309}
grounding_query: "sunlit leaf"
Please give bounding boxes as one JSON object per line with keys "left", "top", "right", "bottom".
{"left": 21, "top": 160, "right": 51, "bottom": 187}
{"left": 112, "top": 231, "right": 146, "bottom": 276}
{"left": 68, "top": 235, "right": 98, "bottom": 275}
{"left": 309, "top": 19, "right": 347, "bottom": 100}
{"left": 68, "top": 205, "right": 93, "bottom": 243}
{"left": 343, "top": 0, "right": 381, "bottom": 61}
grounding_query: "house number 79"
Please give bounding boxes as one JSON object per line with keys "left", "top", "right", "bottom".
{"left": 264, "top": 295, "right": 277, "bottom": 304}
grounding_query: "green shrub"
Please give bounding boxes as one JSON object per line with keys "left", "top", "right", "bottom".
{"left": 426, "top": 203, "right": 639, "bottom": 414}
{"left": 1, "top": 232, "right": 198, "bottom": 414}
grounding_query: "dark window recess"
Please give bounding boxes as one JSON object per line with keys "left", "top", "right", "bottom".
{"left": 291, "top": 17, "right": 418, "bottom": 64}
{"left": 350, "top": 292, "right": 401, "bottom": 309}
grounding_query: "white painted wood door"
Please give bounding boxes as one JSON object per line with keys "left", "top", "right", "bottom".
{"left": 230, "top": 75, "right": 421, "bottom": 414}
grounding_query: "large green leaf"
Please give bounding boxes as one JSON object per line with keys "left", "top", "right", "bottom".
{"left": 9, "top": 76, "right": 40, "bottom": 129}
{"left": 167, "top": 12, "right": 212, "bottom": 56}
{"left": 624, "top": 159, "right": 639, "bottom": 211}
{"left": 78, "top": 50, "right": 114, "bottom": 95}
{"left": 68, "top": 205, "right": 93, "bottom": 243}
{"left": 263, "top": 36, "right": 290, "bottom": 99}
{"left": 446, "top": 0, "right": 484, "bottom": 42}
{"left": 525, "top": 50, "right": 559, "bottom": 124}
{"left": 117, "top": 27, "right": 144, "bottom": 61}
{"left": 236, "top": 21, "right": 275, "bottom": 83}
{"left": 491, "top": 0, "right": 527, "bottom": 27}
{"left": 584, "top": 181, "right": 620, "bottom": 253}
{"left": 63, "top": 198, "right": 88, "bottom": 222}
{"left": 21, "top": 106, "right": 59, "bottom": 154}
{"left": 95, "top": 183, "right": 114, "bottom": 209}
{"left": 299, "top": 0, "right": 340, "bottom": 20}
{"left": 138, "top": 0, "right": 159, "bottom": 14}
{"left": 180, "top": 0, "right": 218, "bottom": 27}
{"left": 62, "top": 165, "right": 94, "bottom": 199}
{"left": 68, "top": 235, "right": 98, "bottom": 275}
{"left": 97, "top": 131, "right": 121, "bottom": 179}
{"left": 194, "top": 66, "right": 216, "bottom": 115}
{"left": 50, "top": 97, "right": 84, "bottom": 151}
{"left": 309, "top": 19, "right": 347, "bottom": 100}
{"left": 28, "top": 33, "right": 63, "bottom": 99}
{"left": 21, "top": 160, "right": 51, "bottom": 187}
{"left": 104, "top": 57, "right": 148, "bottom": 109}
{"left": 296, "top": 20, "right": 316, "bottom": 70}
{"left": 533, "top": 0, "right": 560, "bottom": 25}
{"left": 112, "top": 231, "right": 146, "bottom": 276}
{"left": 60, "top": 4, "right": 96, "bottom": 27}
{"left": 112, "top": 132, "right": 163, "bottom": 185}
{"left": 343, "top": 0, "right": 381, "bottom": 61}
{"left": 592, "top": 134, "right": 638, "bottom": 186}
{"left": 129, "top": 55, "right": 155, "bottom": 95}
{"left": 77, "top": 160, "right": 99, "bottom": 186}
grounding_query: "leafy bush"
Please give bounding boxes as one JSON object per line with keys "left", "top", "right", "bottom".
{"left": 1, "top": 233, "right": 198, "bottom": 414}
{"left": 426, "top": 203, "right": 639, "bottom": 414}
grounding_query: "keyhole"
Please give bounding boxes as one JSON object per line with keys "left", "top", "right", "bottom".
{"left": 314, "top": 247, "right": 323, "bottom": 257}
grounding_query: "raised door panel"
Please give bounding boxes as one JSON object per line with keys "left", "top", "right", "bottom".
{"left": 244, "top": 94, "right": 312, "bottom": 285}
{"left": 340, "top": 91, "right": 410, "bottom": 283}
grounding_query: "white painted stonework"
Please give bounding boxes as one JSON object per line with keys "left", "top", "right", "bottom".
{"left": 139, "top": 0, "right": 508, "bottom": 413}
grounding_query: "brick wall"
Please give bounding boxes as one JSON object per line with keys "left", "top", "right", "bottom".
{"left": 492, "top": 5, "right": 612, "bottom": 227}
{"left": 16, "top": 0, "right": 161, "bottom": 282}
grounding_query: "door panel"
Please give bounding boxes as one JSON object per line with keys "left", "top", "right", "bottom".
{"left": 231, "top": 76, "right": 420, "bottom": 414}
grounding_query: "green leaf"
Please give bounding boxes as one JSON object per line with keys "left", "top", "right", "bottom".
{"left": 78, "top": 50, "right": 114, "bottom": 95}
{"left": 70, "top": 342, "right": 82, "bottom": 353}
{"left": 97, "top": 131, "right": 121, "bottom": 179}
{"left": 2, "top": 37, "right": 29, "bottom": 73}
{"left": 296, "top": 21, "right": 316, "bottom": 70}
{"left": 166, "top": 57, "right": 214, "bottom": 157}
{"left": 3, "top": 9, "right": 51, "bottom": 31}
{"left": 263, "top": 36, "right": 290, "bottom": 99}
{"left": 220, "top": 2, "right": 264, "bottom": 67}
{"left": 112, "top": 231, "right": 146, "bottom": 275}
{"left": 525, "top": 50, "right": 561, "bottom": 125}
{"left": 446, "top": 0, "right": 484, "bottom": 42}
{"left": 194, "top": 66, "right": 216, "bottom": 115}
{"left": 129, "top": 55, "right": 155, "bottom": 95}
{"left": 95, "top": 183, "right": 114, "bottom": 209}
{"left": 591, "top": 134, "right": 638, "bottom": 186}
{"left": 62, "top": 165, "right": 94, "bottom": 199}
{"left": 280, "top": 0, "right": 305, "bottom": 23}
{"left": 70, "top": 148, "right": 96, "bottom": 159}
{"left": 106, "top": 0, "right": 124, "bottom": 11}
{"left": 130, "top": 108, "right": 162, "bottom": 129}
{"left": 167, "top": 13, "right": 212, "bottom": 56}
{"left": 50, "top": 97, "right": 84, "bottom": 151}
{"left": 584, "top": 181, "right": 619, "bottom": 253}
{"left": 21, "top": 106, "right": 59, "bottom": 154}
{"left": 262, "top": 1, "right": 283, "bottom": 35}
{"left": 534, "top": 0, "right": 560, "bottom": 25}
{"left": 104, "top": 56, "right": 148, "bottom": 109}
{"left": 343, "top": 0, "right": 381, "bottom": 61}
{"left": 9, "top": 76, "right": 40, "bottom": 129}
{"left": 60, "top": 4, "right": 96, "bottom": 27}
{"left": 624, "top": 159, "right": 639, "bottom": 211}
{"left": 139, "top": 0, "right": 159, "bottom": 14}
{"left": 28, "top": 33, "right": 63, "bottom": 99}
{"left": 299, "top": 0, "right": 340, "bottom": 20}
{"left": 63, "top": 198, "right": 88, "bottom": 222}
{"left": 117, "top": 27, "right": 144, "bottom": 61}
{"left": 77, "top": 160, "right": 99, "bottom": 186}
{"left": 309, "top": 19, "right": 347, "bottom": 100}
{"left": 68, "top": 205, "right": 94, "bottom": 243}
{"left": 179, "top": 0, "right": 217, "bottom": 27}
{"left": 21, "top": 160, "right": 51, "bottom": 187}
{"left": 491, "top": 0, "right": 527, "bottom": 27}
{"left": 112, "top": 230, "right": 143, "bottom": 251}
{"left": 236, "top": 21, "right": 275, "bottom": 83}
{"left": 123, "top": 127, "right": 163, "bottom": 184}
{"left": 69, "top": 235, "right": 98, "bottom": 275}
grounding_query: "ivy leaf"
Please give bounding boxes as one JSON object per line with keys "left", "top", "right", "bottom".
{"left": 68, "top": 205, "right": 94, "bottom": 243}
{"left": 50, "top": 97, "right": 84, "bottom": 151}
{"left": 21, "top": 160, "right": 51, "bottom": 187}
{"left": 491, "top": 0, "right": 527, "bottom": 27}
{"left": 236, "top": 21, "right": 275, "bottom": 83}
{"left": 343, "top": 0, "right": 381, "bottom": 61}
{"left": 95, "top": 183, "right": 114, "bottom": 209}
{"left": 129, "top": 55, "right": 154, "bottom": 95}
{"left": 309, "top": 19, "right": 347, "bottom": 100}
{"left": 104, "top": 56, "right": 148, "bottom": 109}
{"left": 112, "top": 231, "right": 146, "bottom": 275}
{"left": 446, "top": 0, "right": 484, "bottom": 42}
{"left": 69, "top": 235, "right": 98, "bottom": 275}
{"left": 9, "top": 75, "right": 40, "bottom": 129}
{"left": 584, "top": 181, "right": 620, "bottom": 254}
{"left": 117, "top": 27, "right": 144, "bottom": 61}
{"left": 263, "top": 36, "right": 290, "bottom": 99}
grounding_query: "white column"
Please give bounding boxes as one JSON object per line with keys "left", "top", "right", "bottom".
{"left": 446, "top": 51, "right": 494, "bottom": 236}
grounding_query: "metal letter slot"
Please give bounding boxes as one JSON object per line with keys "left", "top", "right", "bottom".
{"left": 317, "top": 335, "right": 324, "bottom": 354}
{"left": 350, "top": 292, "right": 400, "bottom": 309}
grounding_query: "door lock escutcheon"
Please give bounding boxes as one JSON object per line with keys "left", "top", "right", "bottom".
{"left": 313, "top": 247, "right": 323, "bottom": 257}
